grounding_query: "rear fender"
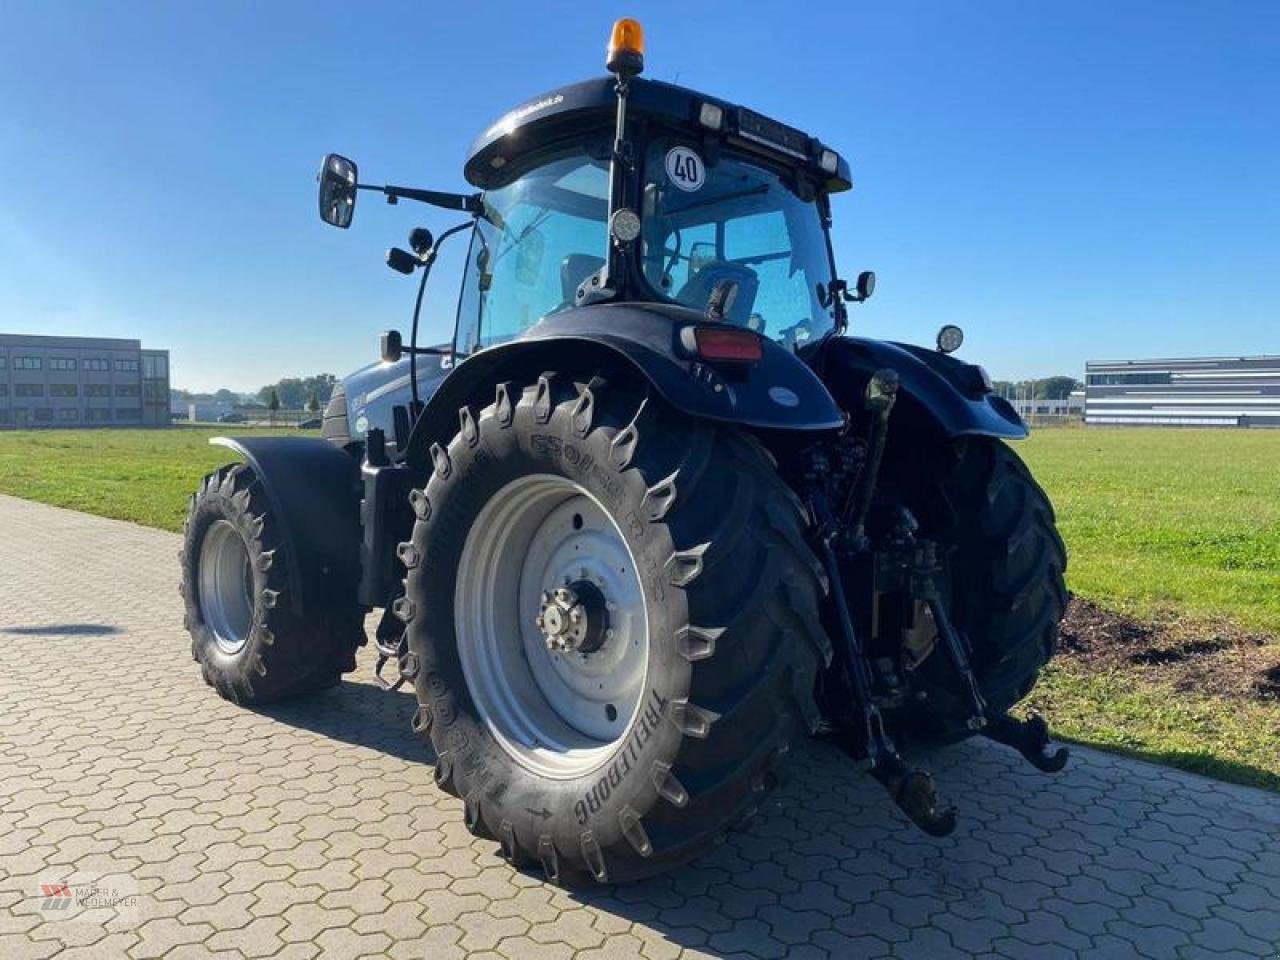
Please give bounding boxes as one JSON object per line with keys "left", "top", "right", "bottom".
{"left": 404, "top": 302, "right": 844, "bottom": 470}
{"left": 822, "top": 337, "right": 1027, "bottom": 440}
{"left": 210, "top": 437, "right": 362, "bottom": 616}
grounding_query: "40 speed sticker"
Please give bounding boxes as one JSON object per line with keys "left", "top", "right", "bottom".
{"left": 664, "top": 146, "right": 705, "bottom": 192}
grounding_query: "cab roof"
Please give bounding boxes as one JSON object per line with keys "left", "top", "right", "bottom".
{"left": 463, "top": 76, "right": 852, "bottom": 194}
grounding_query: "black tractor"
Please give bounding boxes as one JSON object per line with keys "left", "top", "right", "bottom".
{"left": 180, "top": 20, "right": 1068, "bottom": 884}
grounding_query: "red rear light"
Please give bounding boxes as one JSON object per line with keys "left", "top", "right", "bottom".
{"left": 691, "top": 326, "right": 764, "bottom": 363}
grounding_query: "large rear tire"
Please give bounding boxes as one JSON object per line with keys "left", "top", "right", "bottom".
{"left": 181, "top": 463, "right": 364, "bottom": 704}
{"left": 400, "top": 373, "right": 831, "bottom": 883}
{"left": 897, "top": 437, "right": 1068, "bottom": 741}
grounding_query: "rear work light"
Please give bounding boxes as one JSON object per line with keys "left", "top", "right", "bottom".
{"left": 686, "top": 326, "right": 764, "bottom": 363}
{"left": 698, "top": 101, "right": 725, "bottom": 131}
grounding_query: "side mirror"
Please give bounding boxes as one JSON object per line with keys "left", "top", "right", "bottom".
{"left": 318, "top": 153, "right": 358, "bottom": 228}
{"left": 380, "top": 330, "right": 403, "bottom": 363}
{"left": 855, "top": 270, "right": 876, "bottom": 301}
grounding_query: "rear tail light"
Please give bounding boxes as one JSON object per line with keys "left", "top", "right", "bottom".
{"left": 689, "top": 326, "right": 764, "bottom": 363}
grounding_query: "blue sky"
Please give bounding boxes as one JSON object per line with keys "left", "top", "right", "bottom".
{"left": 1, "top": 1, "right": 1276, "bottom": 392}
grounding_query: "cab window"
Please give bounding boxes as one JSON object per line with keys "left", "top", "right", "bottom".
{"left": 455, "top": 150, "right": 608, "bottom": 353}
{"left": 641, "top": 139, "right": 835, "bottom": 348}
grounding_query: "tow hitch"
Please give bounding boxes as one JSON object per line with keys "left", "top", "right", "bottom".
{"left": 811, "top": 367, "right": 1068, "bottom": 837}
{"left": 811, "top": 369, "right": 957, "bottom": 837}
{"left": 983, "top": 711, "right": 1069, "bottom": 772}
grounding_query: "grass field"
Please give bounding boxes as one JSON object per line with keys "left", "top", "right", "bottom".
{"left": 0, "top": 424, "right": 1277, "bottom": 789}
{"left": 1014, "top": 428, "right": 1280, "bottom": 790}
{"left": 0, "top": 426, "right": 304, "bottom": 531}
{"left": 1019, "top": 428, "right": 1280, "bottom": 633}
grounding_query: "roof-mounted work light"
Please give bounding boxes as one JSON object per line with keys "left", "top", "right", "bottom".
{"left": 606, "top": 18, "right": 645, "bottom": 76}
{"left": 936, "top": 324, "right": 965, "bottom": 354}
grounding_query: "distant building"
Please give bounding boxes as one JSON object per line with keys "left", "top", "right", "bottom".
{"left": 1085, "top": 356, "right": 1280, "bottom": 427}
{"left": 0, "top": 333, "right": 170, "bottom": 429}
{"left": 173, "top": 398, "right": 236, "bottom": 423}
{"left": 995, "top": 384, "right": 1084, "bottom": 423}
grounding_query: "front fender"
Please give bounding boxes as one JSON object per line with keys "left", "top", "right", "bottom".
{"left": 406, "top": 302, "right": 843, "bottom": 468}
{"left": 822, "top": 337, "right": 1027, "bottom": 440}
{"left": 210, "top": 437, "right": 362, "bottom": 616}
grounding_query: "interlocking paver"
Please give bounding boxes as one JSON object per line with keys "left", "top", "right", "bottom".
{"left": 4, "top": 491, "right": 1280, "bottom": 959}
{"left": 204, "top": 915, "right": 289, "bottom": 958}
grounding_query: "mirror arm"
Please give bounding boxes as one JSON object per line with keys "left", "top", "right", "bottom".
{"left": 357, "top": 183, "right": 482, "bottom": 214}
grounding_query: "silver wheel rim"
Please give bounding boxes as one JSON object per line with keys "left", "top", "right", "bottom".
{"left": 198, "top": 520, "right": 255, "bottom": 656}
{"left": 456, "top": 474, "right": 650, "bottom": 779}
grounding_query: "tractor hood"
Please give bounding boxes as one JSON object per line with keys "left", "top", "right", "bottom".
{"left": 327, "top": 350, "right": 452, "bottom": 453}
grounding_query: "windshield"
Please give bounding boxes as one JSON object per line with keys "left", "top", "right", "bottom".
{"left": 456, "top": 148, "right": 608, "bottom": 353}
{"left": 641, "top": 140, "right": 837, "bottom": 349}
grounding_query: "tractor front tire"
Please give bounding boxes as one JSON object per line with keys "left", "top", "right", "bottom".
{"left": 181, "top": 463, "right": 363, "bottom": 704}
{"left": 400, "top": 373, "right": 831, "bottom": 884}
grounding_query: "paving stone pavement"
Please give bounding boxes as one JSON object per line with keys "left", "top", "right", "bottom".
{"left": 2, "top": 492, "right": 1279, "bottom": 960}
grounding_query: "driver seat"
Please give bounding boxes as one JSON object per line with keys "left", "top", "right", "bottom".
{"left": 675, "top": 262, "right": 759, "bottom": 325}
{"left": 561, "top": 254, "right": 606, "bottom": 303}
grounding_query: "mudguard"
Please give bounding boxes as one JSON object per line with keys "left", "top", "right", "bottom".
{"left": 210, "top": 437, "right": 362, "bottom": 617}
{"left": 821, "top": 337, "right": 1027, "bottom": 440}
{"left": 404, "top": 301, "right": 844, "bottom": 468}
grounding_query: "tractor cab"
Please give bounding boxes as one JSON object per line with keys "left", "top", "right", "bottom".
{"left": 457, "top": 81, "right": 855, "bottom": 355}
{"left": 320, "top": 19, "right": 872, "bottom": 368}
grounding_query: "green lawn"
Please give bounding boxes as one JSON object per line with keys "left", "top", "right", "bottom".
{"left": 1027, "top": 666, "right": 1280, "bottom": 791}
{"left": 1, "top": 423, "right": 1277, "bottom": 790}
{"left": 0, "top": 426, "right": 304, "bottom": 531}
{"left": 1018, "top": 427, "right": 1280, "bottom": 633}
{"left": 1015, "top": 427, "right": 1280, "bottom": 791}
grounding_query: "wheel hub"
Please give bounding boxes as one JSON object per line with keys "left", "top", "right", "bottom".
{"left": 537, "top": 580, "right": 608, "bottom": 654}
{"left": 454, "top": 473, "right": 650, "bottom": 778}
{"left": 197, "top": 519, "right": 255, "bottom": 656}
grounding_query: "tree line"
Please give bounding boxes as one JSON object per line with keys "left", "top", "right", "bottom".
{"left": 254, "top": 374, "right": 337, "bottom": 411}
{"left": 990, "top": 376, "right": 1081, "bottom": 400}
{"left": 171, "top": 374, "right": 338, "bottom": 412}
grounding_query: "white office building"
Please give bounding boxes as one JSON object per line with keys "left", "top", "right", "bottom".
{"left": 1085, "top": 356, "right": 1280, "bottom": 427}
{"left": 0, "top": 333, "right": 170, "bottom": 429}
